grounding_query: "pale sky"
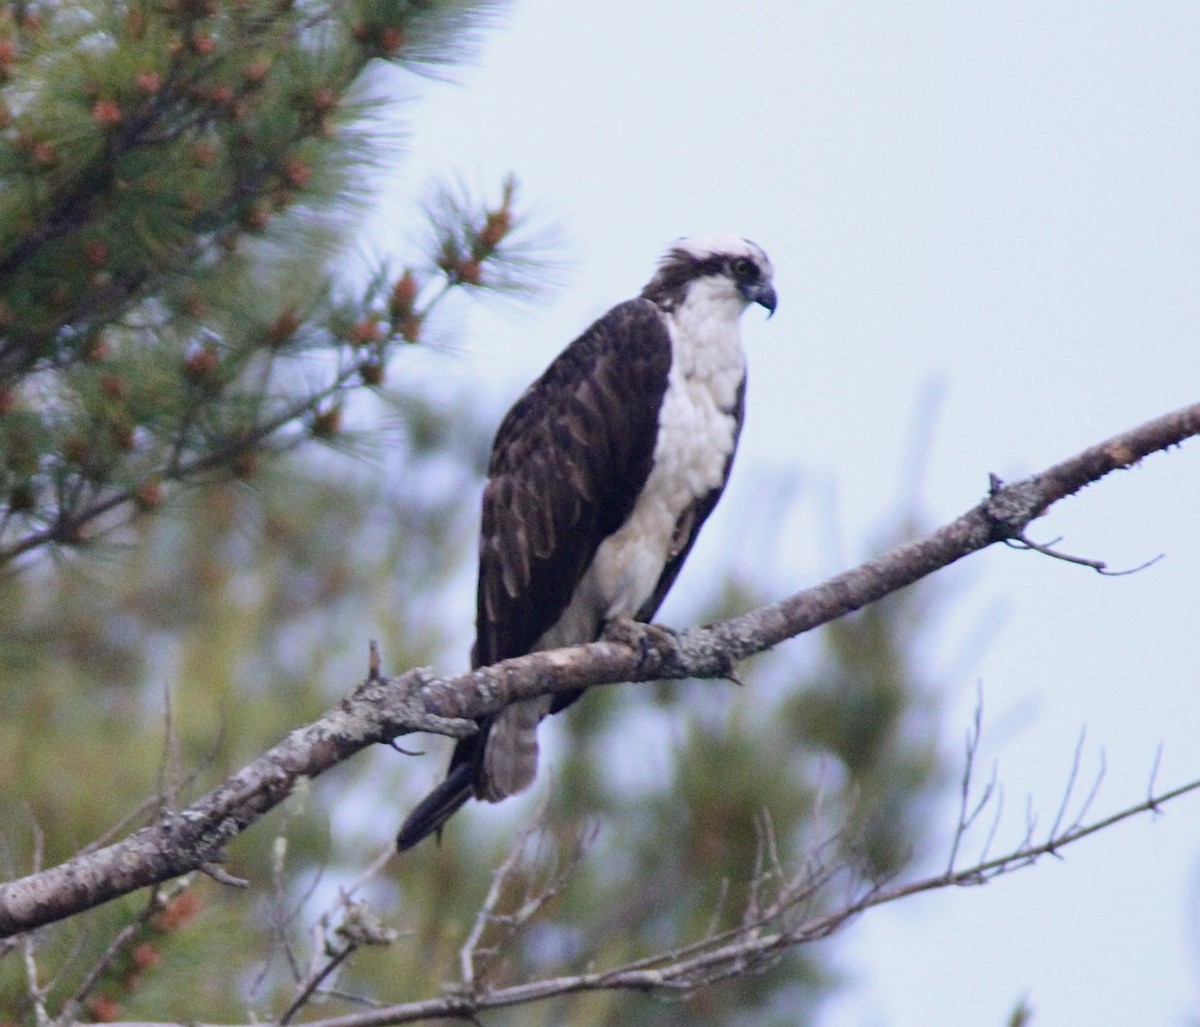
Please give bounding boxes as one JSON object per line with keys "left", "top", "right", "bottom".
{"left": 376, "top": 3, "right": 1200, "bottom": 1023}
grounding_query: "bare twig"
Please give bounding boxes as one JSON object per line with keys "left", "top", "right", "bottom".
{"left": 261, "top": 838, "right": 400, "bottom": 1023}
{"left": 1004, "top": 531, "right": 1164, "bottom": 576}
{"left": 946, "top": 688, "right": 998, "bottom": 874}
{"left": 198, "top": 862, "right": 249, "bottom": 888}
{"left": 268, "top": 837, "right": 306, "bottom": 990}
{"left": 459, "top": 822, "right": 532, "bottom": 989}
{"left": 1074, "top": 749, "right": 1107, "bottom": 833}
{"left": 1046, "top": 729, "right": 1088, "bottom": 845}
{"left": 279, "top": 946, "right": 355, "bottom": 1026}
{"left": 280, "top": 900, "right": 399, "bottom": 1024}
{"left": 978, "top": 780, "right": 1006, "bottom": 868}
{"left": 23, "top": 929, "right": 48, "bottom": 1027}
{"left": 1147, "top": 744, "right": 1165, "bottom": 811}
{"left": 459, "top": 809, "right": 596, "bottom": 990}
{"left": 92, "top": 768, "right": 1200, "bottom": 1027}
{"left": 83, "top": 705, "right": 229, "bottom": 856}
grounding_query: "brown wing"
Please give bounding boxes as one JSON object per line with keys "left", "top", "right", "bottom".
{"left": 396, "top": 299, "right": 674, "bottom": 849}
{"left": 474, "top": 297, "right": 673, "bottom": 666}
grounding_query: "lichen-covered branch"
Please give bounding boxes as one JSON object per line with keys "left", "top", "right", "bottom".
{"left": 0, "top": 399, "right": 1196, "bottom": 938}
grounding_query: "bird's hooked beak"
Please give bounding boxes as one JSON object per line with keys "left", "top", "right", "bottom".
{"left": 741, "top": 280, "right": 777, "bottom": 318}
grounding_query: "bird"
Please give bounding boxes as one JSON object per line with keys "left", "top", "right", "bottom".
{"left": 395, "top": 235, "right": 777, "bottom": 850}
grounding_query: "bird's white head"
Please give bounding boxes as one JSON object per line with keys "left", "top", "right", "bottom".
{"left": 641, "top": 235, "right": 777, "bottom": 320}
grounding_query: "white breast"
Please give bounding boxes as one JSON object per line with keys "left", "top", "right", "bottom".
{"left": 537, "top": 294, "right": 745, "bottom": 649}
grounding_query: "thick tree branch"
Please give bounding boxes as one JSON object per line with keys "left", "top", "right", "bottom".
{"left": 1, "top": 400, "right": 1196, "bottom": 938}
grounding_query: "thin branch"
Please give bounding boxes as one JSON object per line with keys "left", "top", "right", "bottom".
{"left": 0, "top": 226, "right": 496, "bottom": 570}
{"left": 1004, "top": 531, "right": 1164, "bottom": 576}
{"left": 459, "top": 822, "right": 532, "bottom": 989}
{"left": 52, "top": 878, "right": 193, "bottom": 1027}
{"left": 458, "top": 811, "right": 596, "bottom": 991}
{"left": 1074, "top": 748, "right": 1107, "bottom": 834}
{"left": 97, "top": 768, "right": 1200, "bottom": 1027}
{"left": 279, "top": 946, "right": 355, "bottom": 1026}
{"left": 198, "top": 862, "right": 249, "bottom": 888}
{"left": 0, "top": 359, "right": 365, "bottom": 567}
{"left": 1147, "top": 744, "right": 1165, "bottom": 810}
{"left": 281, "top": 900, "right": 398, "bottom": 1023}
{"left": 1046, "top": 729, "right": 1088, "bottom": 845}
{"left": 978, "top": 780, "right": 1006, "bottom": 868}
{"left": 946, "top": 687, "right": 996, "bottom": 874}
{"left": 23, "top": 928, "right": 48, "bottom": 1027}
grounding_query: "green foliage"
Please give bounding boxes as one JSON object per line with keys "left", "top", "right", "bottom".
{"left": 0, "top": 383, "right": 490, "bottom": 1022}
{"left": 0, "top": 4, "right": 952, "bottom": 1025}
{"left": 0, "top": 0, "right": 516, "bottom": 569}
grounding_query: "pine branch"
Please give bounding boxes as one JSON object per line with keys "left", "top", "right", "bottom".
{"left": 0, "top": 179, "right": 530, "bottom": 567}
{"left": 0, "top": 0, "right": 522, "bottom": 571}
{"left": 0, "top": 0, "right": 496, "bottom": 377}
{"left": 0, "top": 356, "right": 363, "bottom": 565}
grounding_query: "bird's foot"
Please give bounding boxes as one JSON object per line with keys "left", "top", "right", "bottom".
{"left": 601, "top": 617, "right": 678, "bottom": 673}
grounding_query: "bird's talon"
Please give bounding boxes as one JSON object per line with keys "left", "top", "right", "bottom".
{"left": 602, "top": 617, "right": 679, "bottom": 673}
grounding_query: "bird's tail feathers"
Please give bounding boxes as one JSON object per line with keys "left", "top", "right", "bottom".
{"left": 395, "top": 761, "right": 474, "bottom": 851}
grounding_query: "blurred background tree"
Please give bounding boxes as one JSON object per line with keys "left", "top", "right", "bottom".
{"left": 0, "top": 3, "right": 949, "bottom": 1025}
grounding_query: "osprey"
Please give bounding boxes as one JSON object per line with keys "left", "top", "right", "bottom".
{"left": 396, "top": 235, "right": 776, "bottom": 850}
